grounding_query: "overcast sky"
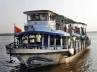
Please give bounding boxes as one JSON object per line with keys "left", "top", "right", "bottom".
{"left": 0, "top": 0, "right": 97, "bottom": 33}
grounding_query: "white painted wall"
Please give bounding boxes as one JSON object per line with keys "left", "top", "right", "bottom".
{"left": 27, "top": 21, "right": 56, "bottom": 31}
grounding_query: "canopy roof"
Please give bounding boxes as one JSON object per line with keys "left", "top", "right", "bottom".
{"left": 15, "top": 31, "right": 70, "bottom": 37}
{"left": 23, "top": 10, "right": 57, "bottom": 15}
{"left": 56, "top": 15, "right": 87, "bottom": 26}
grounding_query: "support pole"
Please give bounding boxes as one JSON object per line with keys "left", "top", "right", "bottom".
{"left": 66, "top": 37, "right": 68, "bottom": 49}
{"left": 48, "top": 35, "right": 50, "bottom": 49}
{"left": 42, "top": 34, "right": 44, "bottom": 49}
{"left": 54, "top": 36, "right": 56, "bottom": 49}
{"left": 60, "top": 36, "right": 63, "bottom": 49}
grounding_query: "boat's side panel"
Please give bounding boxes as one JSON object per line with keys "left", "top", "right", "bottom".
{"left": 14, "top": 52, "right": 67, "bottom": 67}
{"left": 9, "top": 49, "right": 68, "bottom": 54}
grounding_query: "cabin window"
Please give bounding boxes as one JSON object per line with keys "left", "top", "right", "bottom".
{"left": 35, "top": 14, "right": 40, "bottom": 21}
{"left": 27, "top": 14, "right": 39, "bottom": 21}
{"left": 27, "top": 13, "right": 48, "bottom": 21}
{"left": 27, "top": 15, "right": 31, "bottom": 21}
{"left": 50, "top": 15, "right": 55, "bottom": 21}
{"left": 56, "top": 23, "right": 60, "bottom": 30}
{"left": 40, "top": 13, "right": 48, "bottom": 21}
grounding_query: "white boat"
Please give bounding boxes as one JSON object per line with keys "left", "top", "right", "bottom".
{"left": 6, "top": 10, "right": 90, "bottom": 68}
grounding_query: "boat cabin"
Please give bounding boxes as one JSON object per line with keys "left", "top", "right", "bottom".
{"left": 24, "top": 10, "right": 58, "bottom": 31}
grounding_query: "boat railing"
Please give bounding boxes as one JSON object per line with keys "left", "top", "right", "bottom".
{"left": 6, "top": 42, "right": 68, "bottom": 50}
{"left": 14, "top": 43, "right": 42, "bottom": 49}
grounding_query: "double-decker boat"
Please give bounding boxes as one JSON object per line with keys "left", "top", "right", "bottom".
{"left": 6, "top": 10, "right": 90, "bottom": 68}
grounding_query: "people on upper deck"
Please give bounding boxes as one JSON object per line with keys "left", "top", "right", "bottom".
{"left": 68, "top": 24, "right": 73, "bottom": 34}
{"left": 74, "top": 26, "right": 80, "bottom": 34}
{"left": 81, "top": 27, "right": 86, "bottom": 35}
{"left": 64, "top": 25, "right": 67, "bottom": 32}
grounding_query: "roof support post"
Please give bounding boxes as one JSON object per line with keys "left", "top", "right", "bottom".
{"left": 66, "top": 37, "right": 68, "bottom": 49}
{"left": 54, "top": 36, "right": 56, "bottom": 49}
{"left": 42, "top": 34, "right": 44, "bottom": 49}
{"left": 48, "top": 35, "right": 50, "bottom": 49}
{"left": 60, "top": 36, "right": 63, "bottom": 49}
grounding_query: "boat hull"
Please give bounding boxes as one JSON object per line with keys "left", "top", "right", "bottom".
{"left": 6, "top": 48, "right": 69, "bottom": 68}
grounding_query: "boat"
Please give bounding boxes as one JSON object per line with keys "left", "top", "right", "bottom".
{"left": 6, "top": 10, "right": 91, "bottom": 68}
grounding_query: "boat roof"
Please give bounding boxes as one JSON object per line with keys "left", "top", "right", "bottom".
{"left": 74, "top": 22, "right": 87, "bottom": 26}
{"left": 23, "top": 10, "right": 58, "bottom": 15}
{"left": 56, "top": 15, "right": 87, "bottom": 26}
{"left": 15, "top": 31, "right": 70, "bottom": 37}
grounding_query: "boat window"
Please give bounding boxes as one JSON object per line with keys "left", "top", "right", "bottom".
{"left": 35, "top": 14, "right": 40, "bottom": 21}
{"left": 27, "top": 13, "right": 48, "bottom": 21}
{"left": 56, "top": 23, "right": 60, "bottom": 30}
{"left": 40, "top": 13, "right": 48, "bottom": 21}
{"left": 50, "top": 15, "right": 55, "bottom": 21}
{"left": 27, "top": 15, "right": 31, "bottom": 21}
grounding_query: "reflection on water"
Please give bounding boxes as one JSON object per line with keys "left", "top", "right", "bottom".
{"left": 0, "top": 32, "right": 96, "bottom": 72}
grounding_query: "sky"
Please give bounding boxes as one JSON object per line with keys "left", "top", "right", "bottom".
{"left": 0, "top": 0, "right": 97, "bottom": 33}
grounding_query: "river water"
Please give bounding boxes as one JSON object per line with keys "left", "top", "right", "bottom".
{"left": 0, "top": 32, "right": 96, "bottom": 72}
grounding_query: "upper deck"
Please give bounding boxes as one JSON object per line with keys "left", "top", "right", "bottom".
{"left": 23, "top": 10, "right": 87, "bottom": 36}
